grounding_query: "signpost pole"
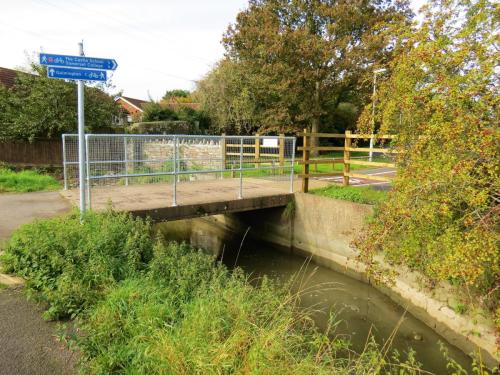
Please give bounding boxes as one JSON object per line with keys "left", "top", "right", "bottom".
{"left": 77, "top": 41, "right": 86, "bottom": 220}
{"left": 41, "top": 46, "right": 117, "bottom": 221}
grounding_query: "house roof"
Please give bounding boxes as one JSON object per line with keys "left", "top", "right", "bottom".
{"left": 116, "top": 96, "right": 149, "bottom": 112}
{"left": 0, "top": 67, "right": 20, "bottom": 89}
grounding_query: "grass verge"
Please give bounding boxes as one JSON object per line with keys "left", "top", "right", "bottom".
{"left": 0, "top": 168, "right": 60, "bottom": 193}
{"left": 310, "top": 184, "right": 387, "bottom": 205}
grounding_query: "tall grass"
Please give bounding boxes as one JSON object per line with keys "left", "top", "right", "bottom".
{"left": 0, "top": 167, "right": 60, "bottom": 193}
{"left": 78, "top": 241, "right": 425, "bottom": 374}
{"left": 310, "top": 184, "right": 388, "bottom": 205}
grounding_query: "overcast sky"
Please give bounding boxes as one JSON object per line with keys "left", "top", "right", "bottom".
{"left": 1, "top": 0, "right": 426, "bottom": 100}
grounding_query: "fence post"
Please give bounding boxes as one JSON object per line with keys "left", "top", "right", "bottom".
{"left": 221, "top": 133, "right": 226, "bottom": 178}
{"left": 238, "top": 137, "right": 243, "bottom": 199}
{"left": 279, "top": 133, "right": 285, "bottom": 174}
{"left": 290, "top": 137, "right": 296, "bottom": 193}
{"left": 255, "top": 133, "right": 260, "bottom": 162}
{"left": 369, "top": 135, "right": 374, "bottom": 162}
{"left": 124, "top": 137, "right": 129, "bottom": 186}
{"left": 172, "top": 136, "right": 178, "bottom": 206}
{"left": 343, "top": 130, "right": 351, "bottom": 186}
{"left": 62, "top": 134, "right": 68, "bottom": 190}
{"left": 301, "top": 128, "right": 309, "bottom": 193}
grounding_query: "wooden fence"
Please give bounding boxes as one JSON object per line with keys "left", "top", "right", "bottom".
{"left": 221, "top": 133, "right": 286, "bottom": 176}
{"left": 0, "top": 139, "right": 63, "bottom": 167}
{"left": 298, "top": 129, "right": 397, "bottom": 192}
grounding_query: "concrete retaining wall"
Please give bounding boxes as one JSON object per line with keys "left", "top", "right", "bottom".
{"left": 235, "top": 193, "right": 498, "bottom": 367}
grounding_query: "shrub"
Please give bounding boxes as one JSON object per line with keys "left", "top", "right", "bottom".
{"left": 1, "top": 210, "right": 154, "bottom": 319}
{"left": 355, "top": 0, "right": 499, "bottom": 309}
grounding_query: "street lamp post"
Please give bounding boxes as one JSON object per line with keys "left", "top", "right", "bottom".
{"left": 370, "top": 68, "right": 387, "bottom": 161}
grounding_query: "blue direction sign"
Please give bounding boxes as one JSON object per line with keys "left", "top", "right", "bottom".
{"left": 47, "top": 67, "right": 107, "bottom": 82}
{"left": 40, "top": 53, "right": 118, "bottom": 70}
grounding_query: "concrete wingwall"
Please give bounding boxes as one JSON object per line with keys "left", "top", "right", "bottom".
{"left": 233, "top": 193, "right": 498, "bottom": 367}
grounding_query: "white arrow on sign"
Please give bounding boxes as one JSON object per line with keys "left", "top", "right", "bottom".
{"left": 49, "top": 68, "right": 55, "bottom": 76}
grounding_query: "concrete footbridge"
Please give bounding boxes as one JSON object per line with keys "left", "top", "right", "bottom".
{"left": 61, "top": 134, "right": 309, "bottom": 221}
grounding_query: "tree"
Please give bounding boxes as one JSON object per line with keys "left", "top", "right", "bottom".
{"left": 355, "top": 0, "right": 499, "bottom": 309}
{"left": 163, "top": 89, "right": 190, "bottom": 100}
{"left": 141, "top": 102, "right": 178, "bottom": 122}
{"left": 0, "top": 63, "right": 119, "bottom": 140}
{"left": 194, "top": 59, "right": 259, "bottom": 134}
{"left": 218, "top": 0, "right": 412, "bottom": 141}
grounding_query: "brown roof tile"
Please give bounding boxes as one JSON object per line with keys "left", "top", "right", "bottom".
{"left": 120, "top": 96, "right": 149, "bottom": 110}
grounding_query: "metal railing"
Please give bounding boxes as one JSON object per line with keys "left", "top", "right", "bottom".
{"left": 62, "top": 134, "right": 296, "bottom": 209}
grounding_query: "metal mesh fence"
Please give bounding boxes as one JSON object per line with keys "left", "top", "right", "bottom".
{"left": 63, "top": 134, "right": 296, "bottom": 205}
{"left": 62, "top": 134, "right": 79, "bottom": 189}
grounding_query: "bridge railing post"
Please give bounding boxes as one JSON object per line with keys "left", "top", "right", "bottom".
{"left": 62, "top": 134, "right": 68, "bottom": 190}
{"left": 238, "top": 137, "right": 243, "bottom": 199}
{"left": 124, "top": 136, "right": 129, "bottom": 186}
{"left": 172, "top": 136, "right": 178, "bottom": 206}
{"left": 279, "top": 133, "right": 285, "bottom": 175}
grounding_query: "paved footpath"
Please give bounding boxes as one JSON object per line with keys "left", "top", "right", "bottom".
{"left": 0, "top": 191, "right": 77, "bottom": 375}
{"left": 0, "top": 191, "right": 70, "bottom": 242}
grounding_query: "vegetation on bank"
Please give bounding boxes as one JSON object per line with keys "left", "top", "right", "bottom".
{"left": 311, "top": 185, "right": 387, "bottom": 205}
{"left": 0, "top": 64, "right": 118, "bottom": 141}
{"left": 355, "top": 0, "right": 499, "bottom": 321}
{"left": 0, "top": 168, "right": 60, "bottom": 193}
{"left": 1, "top": 210, "right": 464, "bottom": 374}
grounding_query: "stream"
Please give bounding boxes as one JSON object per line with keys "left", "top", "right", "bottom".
{"left": 157, "top": 217, "right": 473, "bottom": 374}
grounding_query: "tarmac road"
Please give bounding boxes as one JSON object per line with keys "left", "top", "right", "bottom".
{"left": 0, "top": 191, "right": 76, "bottom": 375}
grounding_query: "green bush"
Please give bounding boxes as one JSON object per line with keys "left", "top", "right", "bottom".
{"left": 355, "top": 0, "right": 499, "bottom": 310}
{"left": 1, "top": 210, "right": 154, "bottom": 319}
{"left": 0, "top": 167, "right": 60, "bottom": 192}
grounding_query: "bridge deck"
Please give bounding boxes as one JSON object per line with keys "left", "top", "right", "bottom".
{"left": 61, "top": 178, "right": 326, "bottom": 221}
